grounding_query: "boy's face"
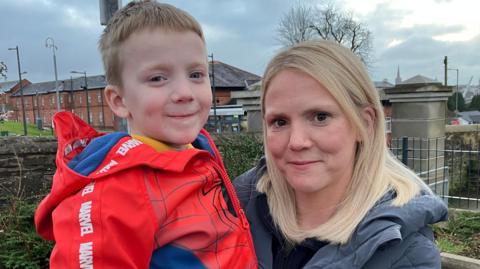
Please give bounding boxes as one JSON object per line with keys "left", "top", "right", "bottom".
{"left": 115, "top": 29, "right": 212, "bottom": 149}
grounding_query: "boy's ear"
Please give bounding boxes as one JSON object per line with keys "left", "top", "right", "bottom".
{"left": 104, "top": 85, "right": 130, "bottom": 118}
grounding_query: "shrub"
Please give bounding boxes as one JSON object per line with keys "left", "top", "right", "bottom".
{"left": 0, "top": 197, "right": 53, "bottom": 269}
{"left": 215, "top": 132, "right": 264, "bottom": 179}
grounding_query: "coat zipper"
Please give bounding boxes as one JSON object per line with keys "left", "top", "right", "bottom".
{"left": 211, "top": 161, "right": 258, "bottom": 265}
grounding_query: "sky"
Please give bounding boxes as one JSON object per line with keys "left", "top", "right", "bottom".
{"left": 0, "top": 0, "right": 479, "bottom": 87}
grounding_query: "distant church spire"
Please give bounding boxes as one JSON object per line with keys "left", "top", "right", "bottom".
{"left": 395, "top": 66, "right": 402, "bottom": 85}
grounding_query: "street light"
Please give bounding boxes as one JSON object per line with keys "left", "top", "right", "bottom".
{"left": 45, "top": 37, "right": 60, "bottom": 111}
{"left": 448, "top": 68, "right": 459, "bottom": 114}
{"left": 70, "top": 71, "right": 90, "bottom": 124}
{"left": 8, "top": 46, "right": 27, "bottom": 136}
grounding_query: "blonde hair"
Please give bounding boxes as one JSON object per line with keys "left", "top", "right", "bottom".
{"left": 98, "top": 0, "right": 205, "bottom": 86}
{"left": 257, "top": 40, "right": 429, "bottom": 244}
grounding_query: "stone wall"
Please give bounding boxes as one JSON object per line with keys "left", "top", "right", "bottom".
{"left": 0, "top": 124, "right": 477, "bottom": 205}
{"left": 0, "top": 136, "right": 57, "bottom": 205}
{"left": 445, "top": 124, "right": 480, "bottom": 149}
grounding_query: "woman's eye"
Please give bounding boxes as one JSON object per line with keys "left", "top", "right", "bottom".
{"left": 313, "top": 112, "right": 329, "bottom": 122}
{"left": 150, "top": 75, "right": 167, "bottom": 82}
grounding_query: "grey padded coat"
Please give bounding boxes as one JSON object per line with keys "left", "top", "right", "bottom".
{"left": 234, "top": 159, "right": 448, "bottom": 269}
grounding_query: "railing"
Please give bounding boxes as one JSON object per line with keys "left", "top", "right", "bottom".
{"left": 390, "top": 137, "right": 480, "bottom": 210}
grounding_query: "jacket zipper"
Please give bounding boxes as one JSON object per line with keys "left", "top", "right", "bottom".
{"left": 211, "top": 161, "right": 258, "bottom": 265}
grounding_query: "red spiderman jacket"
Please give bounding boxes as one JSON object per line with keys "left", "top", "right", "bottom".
{"left": 35, "top": 112, "right": 257, "bottom": 269}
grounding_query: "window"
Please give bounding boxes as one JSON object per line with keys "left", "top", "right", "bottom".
{"left": 385, "top": 117, "right": 392, "bottom": 134}
{"left": 99, "top": 113, "right": 103, "bottom": 124}
{"left": 42, "top": 97, "right": 44, "bottom": 106}
{"left": 51, "top": 96, "right": 54, "bottom": 105}
{"left": 88, "top": 95, "right": 91, "bottom": 103}
{"left": 60, "top": 96, "right": 64, "bottom": 104}
{"left": 97, "top": 93, "right": 101, "bottom": 103}
{"left": 79, "top": 96, "right": 82, "bottom": 104}
{"left": 34, "top": 99, "right": 37, "bottom": 106}
{"left": 89, "top": 113, "right": 93, "bottom": 123}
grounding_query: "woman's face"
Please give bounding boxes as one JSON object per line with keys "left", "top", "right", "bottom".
{"left": 264, "top": 69, "right": 359, "bottom": 199}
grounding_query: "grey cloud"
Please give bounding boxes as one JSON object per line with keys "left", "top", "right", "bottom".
{"left": 1, "top": 0, "right": 478, "bottom": 86}
{"left": 363, "top": 1, "right": 479, "bottom": 85}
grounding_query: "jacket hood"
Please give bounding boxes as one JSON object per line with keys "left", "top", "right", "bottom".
{"left": 328, "top": 190, "right": 448, "bottom": 267}
{"left": 35, "top": 111, "right": 221, "bottom": 240}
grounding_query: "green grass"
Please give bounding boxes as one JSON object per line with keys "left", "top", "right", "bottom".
{"left": 0, "top": 120, "right": 53, "bottom": 137}
{"left": 435, "top": 237, "right": 466, "bottom": 254}
{"left": 434, "top": 210, "right": 480, "bottom": 259}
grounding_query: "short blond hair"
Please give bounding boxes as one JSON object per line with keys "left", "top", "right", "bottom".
{"left": 98, "top": 0, "right": 205, "bottom": 86}
{"left": 258, "top": 40, "right": 427, "bottom": 244}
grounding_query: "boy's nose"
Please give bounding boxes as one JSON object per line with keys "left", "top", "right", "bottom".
{"left": 171, "top": 79, "right": 194, "bottom": 103}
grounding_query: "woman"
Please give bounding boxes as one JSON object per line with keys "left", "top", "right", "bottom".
{"left": 234, "top": 40, "right": 447, "bottom": 269}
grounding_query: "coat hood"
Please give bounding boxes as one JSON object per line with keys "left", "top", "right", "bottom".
{"left": 35, "top": 111, "right": 221, "bottom": 241}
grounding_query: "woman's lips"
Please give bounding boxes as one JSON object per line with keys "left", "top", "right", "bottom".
{"left": 288, "top": 160, "right": 321, "bottom": 169}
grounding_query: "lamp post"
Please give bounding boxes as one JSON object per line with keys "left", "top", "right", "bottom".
{"left": 8, "top": 46, "right": 27, "bottom": 136}
{"left": 208, "top": 53, "right": 218, "bottom": 133}
{"left": 70, "top": 76, "right": 75, "bottom": 111}
{"left": 448, "top": 68, "right": 459, "bottom": 114}
{"left": 45, "top": 37, "right": 60, "bottom": 111}
{"left": 71, "top": 71, "right": 90, "bottom": 124}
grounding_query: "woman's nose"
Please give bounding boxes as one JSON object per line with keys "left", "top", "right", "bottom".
{"left": 288, "top": 124, "right": 312, "bottom": 151}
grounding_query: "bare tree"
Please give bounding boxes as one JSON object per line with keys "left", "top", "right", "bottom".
{"left": 0, "top": 62, "right": 7, "bottom": 80}
{"left": 277, "top": 3, "right": 315, "bottom": 46}
{"left": 277, "top": 3, "right": 373, "bottom": 65}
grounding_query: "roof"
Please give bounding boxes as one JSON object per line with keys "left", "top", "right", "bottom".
{"left": 374, "top": 80, "right": 394, "bottom": 89}
{"left": 10, "top": 61, "right": 261, "bottom": 96}
{"left": 374, "top": 80, "right": 394, "bottom": 101}
{"left": 209, "top": 61, "right": 261, "bottom": 89}
{"left": 0, "top": 80, "right": 19, "bottom": 93}
{"left": 398, "top": 75, "right": 438, "bottom": 85}
{"left": 458, "top": 111, "right": 480, "bottom": 124}
{"left": 12, "top": 75, "right": 107, "bottom": 96}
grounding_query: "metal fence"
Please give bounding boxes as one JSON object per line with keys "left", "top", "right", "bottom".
{"left": 390, "top": 137, "right": 480, "bottom": 210}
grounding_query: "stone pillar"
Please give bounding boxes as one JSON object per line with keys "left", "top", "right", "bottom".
{"left": 385, "top": 83, "right": 452, "bottom": 197}
{"left": 231, "top": 89, "right": 262, "bottom": 133}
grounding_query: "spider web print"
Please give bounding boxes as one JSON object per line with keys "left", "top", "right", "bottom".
{"left": 144, "top": 159, "right": 253, "bottom": 268}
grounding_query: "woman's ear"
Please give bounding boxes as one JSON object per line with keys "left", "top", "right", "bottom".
{"left": 104, "top": 85, "right": 130, "bottom": 118}
{"left": 359, "top": 106, "right": 376, "bottom": 140}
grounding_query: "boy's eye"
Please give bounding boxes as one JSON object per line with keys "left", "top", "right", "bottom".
{"left": 149, "top": 75, "right": 167, "bottom": 82}
{"left": 190, "top": 71, "right": 204, "bottom": 79}
{"left": 271, "top": 118, "right": 287, "bottom": 128}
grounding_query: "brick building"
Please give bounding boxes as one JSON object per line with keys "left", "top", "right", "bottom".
{"left": 0, "top": 79, "right": 31, "bottom": 117}
{"left": 8, "top": 61, "right": 260, "bottom": 132}
{"left": 10, "top": 75, "right": 115, "bottom": 130}
{"left": 209, "top": 61, "right": 261, "bottom": 105}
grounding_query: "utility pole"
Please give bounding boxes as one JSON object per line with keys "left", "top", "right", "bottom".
{"left": 8, "top": 46, "right": 27, "bottom": 136}
{"left": 208, "top": 53, "right": 218, "bottom": 133}
{"left": 443, "top": 56, "right": 448, "bottom": 86}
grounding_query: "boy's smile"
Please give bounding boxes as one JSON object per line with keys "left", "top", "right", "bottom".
{"left": 111, "top": 29, "right": 212, "bottom": 149}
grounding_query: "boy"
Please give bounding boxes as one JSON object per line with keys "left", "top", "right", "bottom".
{"left": 34, "top": 1, "right": 257, "bottom": 268}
